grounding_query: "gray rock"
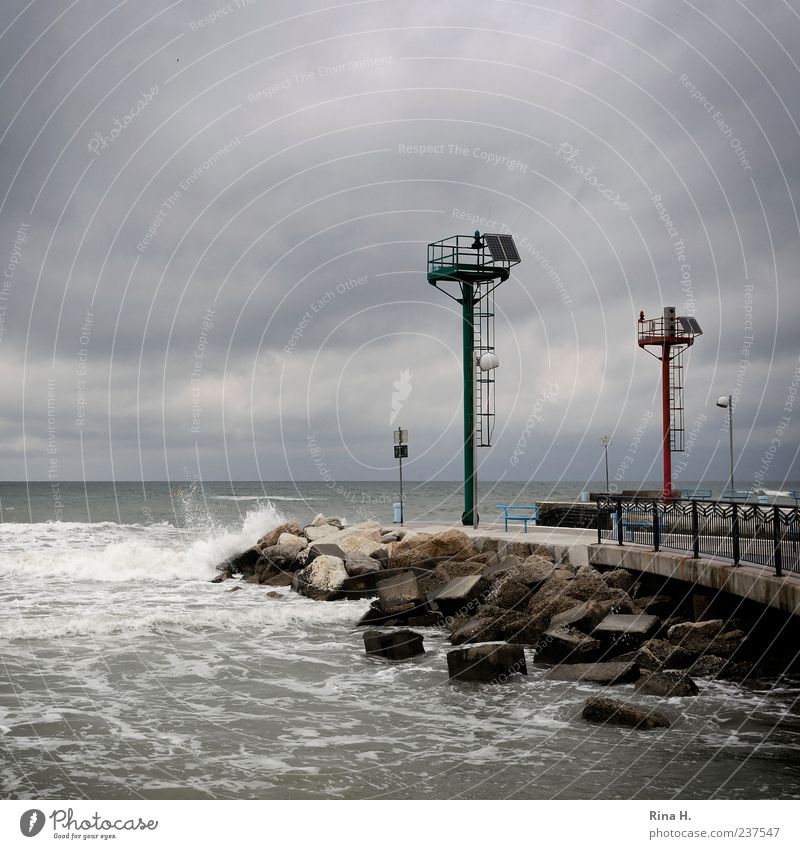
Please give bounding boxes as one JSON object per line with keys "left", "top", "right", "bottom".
{"left": 277, "top": 532, "right": 306, "bottom": 552}
{"left": 488, "top": 576, "right": 534, "bottom": 611}
{"left": 603, "top": 568, "right": 637, "bottom": 591}
{"left": 635, "top": 594, "right": 676, "bottom": 617}
{"left": 220, "top": 545, "right": 263, "bottom": 577}
{"left": 261, "top": 572, "right": 293, "bottom": 587}
{"left": 258, "top": 519, "right": 304, "bottom": 549}
{"left": 304, "top": 524, "right": 339, "bottom": 542}
{"left": 344, "top": 551, "right": 382, "bottom": 577}
{"left": 363, "top": 629, "right": 425, "bottom": 661}
{"left": 667, "top": 619, "right": 725, "bottom": 641}
{"left": 307, "top": 542, "right": 348, "bottom": 563}
{"left": 594, "top": 614, "right": 660, "bottom": 649}
{"left": 482, "top": 555, "right": 523, "bottom": 581}
{"left": 534, "top": 626, "right": 602, "bottom": 664}
{"left": 514, "top": 556, "right": 556, "bottom": 587}
{"left": 544, "top": 661, "right": 640, "bottom": 685}
{"left": 635, "top": 671, "right": 699, "bottom": 697}
{"left": 582, "top": 696, "right": 671, "bottom": 729}
{"left": 667, "top": 620, "right": 746, "bottom": 657}
{"left": 258, "top": 542, "right": 304, "bottom": 574}
{"left": 292, "top": 554, "right": 348, "bottom": 601}
{"left": 429, "top": 574, "right": 488, "bottom": 616}
{"left": 447, "top": 643, "right": 527, "bottom": 683}
{"left": 549, "top": 600, "right": 614, "bottom": 633}
{"left": 377, "top": 570, "right": 422, "bottom": 614}
{"left": 264, "top": 591, "right": 284, "bottom": 599}
{"left": 689, "top": 655, "right": 728, "bottom": 677}
{"left": 640, "top": 638, "right": 695, "bottom": 669}
{"left": 210, "top": 568, "right": 232, "bottom": 583}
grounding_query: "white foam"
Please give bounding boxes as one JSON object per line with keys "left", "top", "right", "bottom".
{"left": 209, "top": 495, "right": 319, "bottom": 502}
{"left": 0, "top": 594, "right": 367, "bottom": 641}
{"left": 0, "top": 504, "right": 286, "bottom": 583}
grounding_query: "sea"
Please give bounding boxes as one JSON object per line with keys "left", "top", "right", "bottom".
{"left": 1, "top": 480, "right": 799, "bottom": 800}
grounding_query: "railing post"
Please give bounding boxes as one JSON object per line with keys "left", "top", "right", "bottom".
{"left": 773, "top": 507, "right": 783, "bottom": 578}
{"left": 691, "top": 499, "right": 700, "bottom": 558}
{"left": 731, "top": 502, "right": 740, "bottom": 565}
{"left": 652, "top": 500, "right": 660, "bottom": 552}
{"left": 616, "top": 499, "right": 623, "bottom": 546}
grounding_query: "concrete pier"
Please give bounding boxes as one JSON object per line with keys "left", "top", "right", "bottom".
{"left": 401, "top": 520, "right": 800, "bottom": 617}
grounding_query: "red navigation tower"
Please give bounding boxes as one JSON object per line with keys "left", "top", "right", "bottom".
{"left": 637, "top": 306, "right": 702, "bottom": 499}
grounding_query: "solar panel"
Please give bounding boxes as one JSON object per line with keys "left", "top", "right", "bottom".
{"left": 678, "top": 316, "right": 703, "bottom": 335}
{"left": 484, "top": 233, "right": 520, "bottom": 263}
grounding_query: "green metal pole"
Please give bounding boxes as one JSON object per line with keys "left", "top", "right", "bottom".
{"left": 462, "top": 282, "right": 475, "bottom": 525}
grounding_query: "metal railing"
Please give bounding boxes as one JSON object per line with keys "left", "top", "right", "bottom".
{"left": 596, "top": 496, "right": 800, "bottom": 577}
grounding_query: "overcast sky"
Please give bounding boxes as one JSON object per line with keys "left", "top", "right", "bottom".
{"left": 1, "top": 0, "right": 798, "bottom": 488}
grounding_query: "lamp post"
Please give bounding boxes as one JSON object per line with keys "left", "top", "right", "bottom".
{"left": 716, "top": 395, "right": 734, "bottom": 495}
{"left": 393, "top": 428, "right": 408, "bottom": 524}
{"left": 600, "top": 435, "right": 612, "bottom": 493}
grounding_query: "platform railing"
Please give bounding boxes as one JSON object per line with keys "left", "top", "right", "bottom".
{"left": 596, "top": 496, "right": 800, "bottom": 577}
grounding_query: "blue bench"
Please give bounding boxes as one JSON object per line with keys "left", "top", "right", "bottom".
{"left": 681, "top": 489, "right": 712, "bottom": 501}
{"left": 496, "top": 504, "right": 539, "bottom": 533}
{"left": 721, "top": 488, "right": 752, "bottom": 501}
{"left": 612, "top": 507, "right": 664, "bottom": 541}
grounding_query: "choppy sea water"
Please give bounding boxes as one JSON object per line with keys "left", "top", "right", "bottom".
{"left": 1, "top": 482, "right": 799, "bottom": 799}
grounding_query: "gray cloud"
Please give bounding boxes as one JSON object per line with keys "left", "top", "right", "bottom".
{"left": 1, "top": 0, "right": 798, "bottom": 488}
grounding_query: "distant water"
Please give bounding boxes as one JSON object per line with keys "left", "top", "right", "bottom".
{"left": 1, "top": 481, "right": 799, "bottom": 799}
{"left": 2, "top": 479, "right": 798, "bottom": 527}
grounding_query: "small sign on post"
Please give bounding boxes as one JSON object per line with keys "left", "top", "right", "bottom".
{"left": 394, "top": 427, "right": 408, "bottom": 524}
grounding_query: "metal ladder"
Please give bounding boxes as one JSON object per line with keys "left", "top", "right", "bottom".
{"left": 473, "top": 286, "right": 496, "bottom": 447}
{"left": 669, "top": 349, "right": 685, "bottom": 451}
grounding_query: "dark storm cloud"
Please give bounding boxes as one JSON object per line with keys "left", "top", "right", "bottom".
{"left": 1, "top": 0, "right": 798, "bottom": 486}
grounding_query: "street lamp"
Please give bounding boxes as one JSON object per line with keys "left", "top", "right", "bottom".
{"left": 600, "top": 435, "right": 612, "bottom": 493}
{"left": 716, "top": 395, "right": 734, "bottom": 495}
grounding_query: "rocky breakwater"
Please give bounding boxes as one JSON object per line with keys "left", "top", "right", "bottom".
{"left": 214, "top": 519, "right": 759, "bottom": 727}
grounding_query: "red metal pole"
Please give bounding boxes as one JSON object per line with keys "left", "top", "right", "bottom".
{"left": 662, "top": 345, "right": 672, "bottom": 499}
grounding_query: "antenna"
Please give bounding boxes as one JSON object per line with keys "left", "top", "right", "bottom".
{"left": 427, "top": 231, "right": 521, "bottom": 526}
{"left": 637, "top": 306, "right": 702, "bottom": 499}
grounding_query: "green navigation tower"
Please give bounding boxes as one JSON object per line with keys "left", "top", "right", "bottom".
{"left": 427, "top": 231, "right": 521, "bottom": 526}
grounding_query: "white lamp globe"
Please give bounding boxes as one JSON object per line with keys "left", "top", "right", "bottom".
{"left": 478, "top": 352, "right": 500, "bottom": 371}
{"left": 716, "top": 395, "right": 730, "bottom": 408}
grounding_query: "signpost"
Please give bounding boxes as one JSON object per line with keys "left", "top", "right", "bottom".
{"left": 393, "top": 428, "right": 408, "bottom": 524}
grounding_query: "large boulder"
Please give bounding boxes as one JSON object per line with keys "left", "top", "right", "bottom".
{"left": 377, "top": 570, "right": 422, "bottom": 615}
{"left": 593, "top": 613, "right": 660, "bottom": 652}
{"left": 363, "top": 629, "right": 425, "bottom": 661}
{"left": 490, "top": 578, "right": 535, "bottom": 612}
{"left": 389, "top": 529, "right": 479, "bottom": 570}
{"left": 277, "top": 532, "right": 306, "bottom": 552}
{"left": 544, "top": 661, "right": 640, "bottom": 685}
{"left": 307, "top": 542, "right": 347, "bottom": 563}
{"left": 549, "top": 600, "right": 616, "bottom": 634}
{"left": 447, "top": 643, "right": 527, "bottom": 683}
{"left": 304, "top": 524, "right": 339, "bottom": 542}
{"left": 639, "top": 638, "right": 695, "bottom": 670}
{"left": 534, "top": 626, "right": 602, "bottom": 664}
{"left": 513, "top": 556, "right": 556, "bottom": 587}
{"left": 337, "top": 533, "right": 388, "bottom": 565}
{"left": 258, "top": 519, "right": 304, "bottom": 549}
{"left": 344, "top": 551, "right": 382, "bottom": 578}
{"left": 291, "top": 554, "right": 348, "bottom": 601}
{"left": 567, "top": 566, "right": 619, "bottom": 602}
{"left": 256, "top": 542, "right": 305, "bottom": 577}
{"left": 666, "top": 619, "right": 746, "bottom": 657}
{"left": 582, "top": 697, "right": 671, "bottom": 730}
{"left": 428, "top": 574, "right": 488, "bottom": 616}
{"left": 220, "top": 545, "right": 263, "bottom": 577}
{"left": 602, "top": 568, "right": 637, "bottom": 592}
{"left": 635, "top": 671, "right": 699, "bottom": 697}
{"left": 482, "top": 555, "right": 524, "bottom": 581}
